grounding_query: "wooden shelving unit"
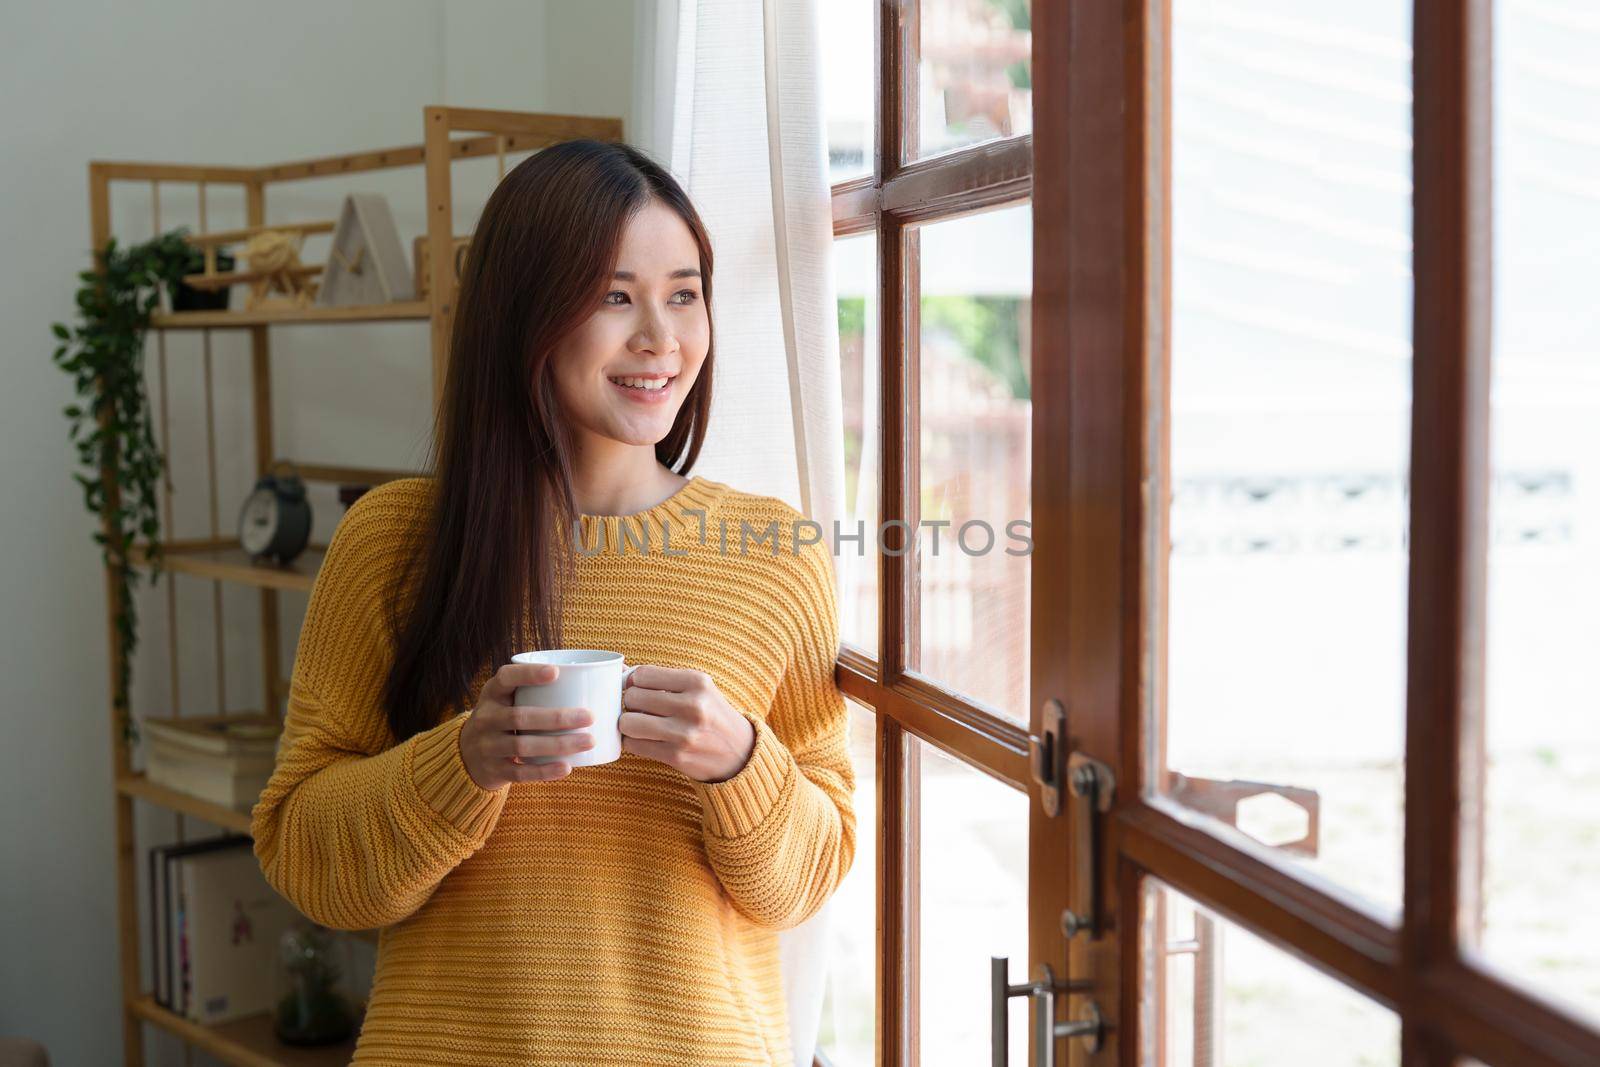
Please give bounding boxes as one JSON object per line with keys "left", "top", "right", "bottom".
{"left": 91, "top": 106, "right": 624, "bottom": 1067}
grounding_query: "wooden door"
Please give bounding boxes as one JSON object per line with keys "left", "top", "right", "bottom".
{"left": 1030, "top": 1, "right": 1600, "bottom": 1065}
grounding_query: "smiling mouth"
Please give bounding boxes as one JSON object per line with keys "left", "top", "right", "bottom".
{"left": 606, "top": 374, "right": 677, "bottom": 392}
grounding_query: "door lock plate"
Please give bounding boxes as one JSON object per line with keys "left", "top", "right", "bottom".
{"left": 1029, "top": 698, "right": 1067, "bottom": 816}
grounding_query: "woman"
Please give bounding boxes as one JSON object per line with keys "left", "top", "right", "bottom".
{"left": 249, "top": 139, "right": 856, "bottom": 1066}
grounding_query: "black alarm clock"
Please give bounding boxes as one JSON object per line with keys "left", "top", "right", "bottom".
{"left": 239, "top": 462, "right": 312, "bottom": 565}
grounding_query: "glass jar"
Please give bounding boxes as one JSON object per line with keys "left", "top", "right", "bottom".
{"left": 274, "top": 920, "right": 356, "bottom": 1045}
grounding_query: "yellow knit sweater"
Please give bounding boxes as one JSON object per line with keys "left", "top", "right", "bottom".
{"left": 249, "top": 474, "right": 857, "bottom": 1066}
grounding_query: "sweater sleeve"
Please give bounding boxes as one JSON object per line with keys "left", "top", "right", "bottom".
{"left": 249, "top": 488, "right": 510, "bottom": 931}
{"left": 689, "top": 535, "right": 858, "bottom": 931}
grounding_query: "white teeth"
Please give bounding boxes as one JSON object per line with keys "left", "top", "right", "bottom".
{"left": 610, "top": 376, "right": 670, "bottom": 391}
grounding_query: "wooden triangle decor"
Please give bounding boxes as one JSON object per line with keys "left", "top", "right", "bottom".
{"left": 317, "top": 193, "right": 415, "bottom": 306}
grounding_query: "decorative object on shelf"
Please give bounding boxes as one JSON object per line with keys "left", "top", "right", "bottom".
{"left": 51, "top": 227, "right": 197, "bottom": 745}
{"left": 319, "top": 194, "right": 414, "bottom": 306}
{"left": 412, "top": 233, "right": 472, "bottom": 299}
{"left": 274, "top": 921, "right": 358, "bottom": 1046}
{"left": 240, "top": 229, "right": 318, "bottom": 311}
{"left": 177, "top": 220, "right": 333, "bottom": 312}
{"left": 171, "top": 246, "right": 235, "bottom": 311}
{"left": 141, "top": 712, "right": 282, "bottom": 810}
{"left": 239, "top": 462, "right": 313, "bottom": 565}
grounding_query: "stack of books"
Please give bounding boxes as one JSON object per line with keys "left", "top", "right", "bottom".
{"left": 142, "top": 713, "right": 282, "bottom": 810}
{"left": 149, "top": 835, "right": 302, "bottom": 1023}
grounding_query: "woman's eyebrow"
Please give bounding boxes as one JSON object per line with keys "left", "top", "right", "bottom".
{"left": 612, "top": 268, "right": 702, "bottom": 281}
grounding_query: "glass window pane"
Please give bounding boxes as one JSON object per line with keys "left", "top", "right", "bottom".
{"left": 917, "top": 736, "right": 1028, "bottom": 1066}
{"left": 1481, "top": 0, "right": 1600, "bottom": 1024}
{"left": 836, "top": 233, "right": 880, "bottom": 658}
{"left": 1160, "top": 1, "right": 1413, "bottom": 913}
{"left": 913, "top": 203, "right": 1032, "bottom": 720}
{"left": 815, "top": 699, "right": 878, "bottom": 1064}
{"left": 1143, "top": 879, "right": 1400, "bottom": 1066}
{"left": 821, "top": 0, "right": 875, "bottom": 182}
{"left": 915, "top": 0, "right": 1032, "bottom": 161}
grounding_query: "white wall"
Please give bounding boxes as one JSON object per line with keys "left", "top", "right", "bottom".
{"left": 0, "top": 2, "right": 641, "bottom": 1062}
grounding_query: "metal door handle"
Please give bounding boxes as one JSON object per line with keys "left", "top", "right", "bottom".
{"left": 1064, "top": 752, "right": 1115, "bottom": 939}
{"left": 991, "top": 957, "right": 1104, "bottom": 1064}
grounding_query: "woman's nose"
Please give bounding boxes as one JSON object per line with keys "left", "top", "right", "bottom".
{"left": 633, "top": 308, "right": 679, "bottom": 354}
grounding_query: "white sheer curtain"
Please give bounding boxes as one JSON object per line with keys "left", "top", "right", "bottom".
{"left": 633, "top": 1, "right": 846, "bottom": 1064}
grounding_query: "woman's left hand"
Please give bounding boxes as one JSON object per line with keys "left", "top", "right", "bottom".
{"left": 618, "top": 665, "right": 757, "bottom": 783}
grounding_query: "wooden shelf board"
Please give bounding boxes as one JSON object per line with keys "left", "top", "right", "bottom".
{"left": 129, "top": 996, "right": 359, "bottom": 1067}
{"left": 150, "top": 301, "right": 429, "bottom": 329}
{"left": 133, "top": 542, "right": 326, "bottom": 593}
{"left": 182, "top": 265, "right": 323, "bottom": 291}
{"left": 116, "top": 774, "right": 255, "bottom": 834}
{"left": 186, "top": 220, "right": 336, "bottom": 247}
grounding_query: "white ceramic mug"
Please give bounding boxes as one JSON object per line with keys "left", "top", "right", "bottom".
{"left": 510, "top": 649, "right": 638, "bottom": 767}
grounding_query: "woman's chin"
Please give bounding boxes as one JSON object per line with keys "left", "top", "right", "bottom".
{"left": 603, "top": 417, "right": 677, "bottom": 447}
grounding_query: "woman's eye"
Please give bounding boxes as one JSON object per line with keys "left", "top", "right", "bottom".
{"left": 603, "top": 290, "right": 700, "bottom": 306}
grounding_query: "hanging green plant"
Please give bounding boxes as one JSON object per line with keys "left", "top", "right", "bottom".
{"left": 52, "top": 228, "right": 202, "bottom": 746}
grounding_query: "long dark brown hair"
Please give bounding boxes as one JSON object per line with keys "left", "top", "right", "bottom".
{"left": 380, "top": 139, "right": 715, "bottom": 743}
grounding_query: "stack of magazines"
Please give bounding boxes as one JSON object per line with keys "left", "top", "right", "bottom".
{"left": 142, "top": 713, "right": 282, "bottom": 810}
{"left": 148, "top": 834, "right": 300, "bottom": 1023}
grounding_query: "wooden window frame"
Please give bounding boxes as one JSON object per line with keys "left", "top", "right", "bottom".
{"left": 829, "top": 2, "right": 1600, "bottom": 1065}
{"left": 827, "top": 2, "right": 1037, "bottom": 1062}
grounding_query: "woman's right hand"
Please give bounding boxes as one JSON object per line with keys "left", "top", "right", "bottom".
{"left": 458, "top": 662, "right": 595, "bottom": 789}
